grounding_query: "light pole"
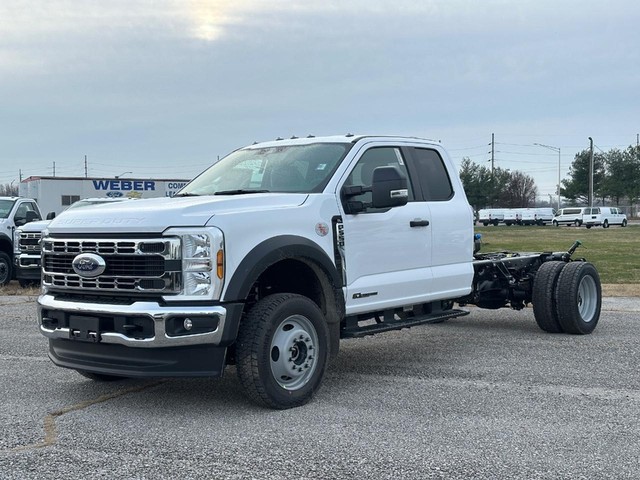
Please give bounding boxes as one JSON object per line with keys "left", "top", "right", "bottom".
{"left": 115, "top": 171, "right": 132, "bottom": 179}
{"left": 534, "top": 143, "right": 561, "bottom": 210}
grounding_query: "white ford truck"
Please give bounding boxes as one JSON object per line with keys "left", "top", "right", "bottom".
{"left": 14, "top": 197, "right": 131, "bottom": 286}
{"left": 37, "top": 135, "right": 602, "bottom": 409}
{"left": 0, "top": 196, "right": 42, "bottom": 286}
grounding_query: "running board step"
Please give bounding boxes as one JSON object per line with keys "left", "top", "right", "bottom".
{"left": 341, "top": 308, "right": 470, "bottom": 339}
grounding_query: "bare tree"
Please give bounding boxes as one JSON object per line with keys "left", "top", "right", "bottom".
{"left": 0, "top": 183, "right": 19, "bottom": 196}
{"left": 499, "top": 171, "right": 538, "bottom": 207}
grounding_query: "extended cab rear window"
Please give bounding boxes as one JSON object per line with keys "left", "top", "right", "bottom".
{"left": 409, "top": 148, "right": 453, "bottom": 201}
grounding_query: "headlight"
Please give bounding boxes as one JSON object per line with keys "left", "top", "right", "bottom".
{"left": 13, "top": 229, "right": 23, "bottom": 255}
{"left": 163, "top": 227, "right": 224, "bottom": 302}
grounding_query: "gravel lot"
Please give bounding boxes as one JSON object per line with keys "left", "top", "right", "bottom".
{"left": 1, "top": 296, "right": 639, "bottom": 479}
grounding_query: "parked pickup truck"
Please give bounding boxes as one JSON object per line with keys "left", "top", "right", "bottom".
{"left": 14, "top": 197, "right": 130, "bottom": 286}
{"left": 0, "top": 196, "right": 42, "bottom": 286}
{"left": 37, "top": 135, "right": 602, "bottom": 409}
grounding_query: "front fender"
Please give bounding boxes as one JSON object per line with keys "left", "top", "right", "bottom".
{"left": 223, "top": 235, "right": 342, "bottom": 302}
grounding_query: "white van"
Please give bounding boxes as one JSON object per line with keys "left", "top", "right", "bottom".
{"left": 583, "top": 206, "right": 628, "bottom": 228}
{"left": 502, "top": 209, "right": 521, "bottom": 226}
{"left": 477, "top": 208, "right": 504, "bottom": 226}
{"left": 600, "top": 207, "right": 628, "bottom": 227}
{"left": 534, "top": 208, "right": 555, "bottom": 225}
{"left": 552, "top": 207, "right": 585, "bottom": 227}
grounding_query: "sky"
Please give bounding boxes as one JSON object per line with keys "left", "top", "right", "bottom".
{"left": 1, "top": 0, "right": 639, "bottom": 200}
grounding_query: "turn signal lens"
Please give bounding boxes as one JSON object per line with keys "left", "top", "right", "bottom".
{"left": 216, "top": 249, "right": 224, "bottom": 279}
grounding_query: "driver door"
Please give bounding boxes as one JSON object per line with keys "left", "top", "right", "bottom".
{"left": 338, "top": 144, "right": 432, "bottom": 315}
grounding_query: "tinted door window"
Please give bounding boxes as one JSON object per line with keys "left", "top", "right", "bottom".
{"left": 343, "top": 147, "right": 414, "bottom": 212}
{"left": 409, "top": 148, "right": 453, "bottom": 201}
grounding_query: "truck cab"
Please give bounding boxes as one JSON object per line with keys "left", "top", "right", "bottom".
{"left": 0, "top": 197, "right": 42, "bottom": 285}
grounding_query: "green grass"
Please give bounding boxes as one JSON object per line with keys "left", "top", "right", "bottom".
{"left": 475, "top": 224, "right": 640, "bottom": 284}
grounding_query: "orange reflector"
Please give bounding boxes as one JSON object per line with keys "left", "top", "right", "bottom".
{"left": 216, "top": 250, "right": 224, "bottom": 279}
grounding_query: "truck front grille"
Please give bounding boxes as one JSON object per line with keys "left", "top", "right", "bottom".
{"left": 42, "top": 237, "right": 182, "bottom": 294}
{"left": 18, "top": 232, "right": 42, "bottom": 254}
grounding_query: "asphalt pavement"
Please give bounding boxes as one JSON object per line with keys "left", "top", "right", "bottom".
{"left": 1, "top": 295, "right": 639, "bottom": 479}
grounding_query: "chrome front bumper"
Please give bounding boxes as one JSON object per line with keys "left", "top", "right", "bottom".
{"left": 38, "top": 294, "right": 227, "bottom": 348}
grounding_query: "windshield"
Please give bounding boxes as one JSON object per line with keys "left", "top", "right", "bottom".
{"left": 179, "top": 143, "right": 352, "bottom": 196}
{"left": 0, "top": 199, "right": 16, "bottom": 219}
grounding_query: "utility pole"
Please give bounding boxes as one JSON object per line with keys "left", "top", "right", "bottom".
{"left": 53, "top": 161, "right": 56, "bottom": 178}
{"left": 490, "top": 133, "right": 495, "bottom": 175}
{"left": 588, "top": 137, "right": 594, "bottom": 207}
{"left": 19, "top": 169, "right": 22, "bottom": 181}
{"left": 85, "top": 155, "right": 88, "bottom": 178}
{"left": 534, "top": 143, "right": 561, "bottom": 210}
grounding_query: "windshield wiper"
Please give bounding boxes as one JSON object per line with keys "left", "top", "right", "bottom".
{"left": 173, "top": 193, "right": 200, "bottom": 197}
{"left": 214, "top": 189, "right": 270, "bottom": 195}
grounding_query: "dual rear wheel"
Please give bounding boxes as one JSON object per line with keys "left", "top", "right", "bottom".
{"left": 532, "top": 261, "right": 601, "bottom": 334}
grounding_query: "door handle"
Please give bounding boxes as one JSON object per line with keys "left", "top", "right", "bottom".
{"left": 410, "top": 219, "right": 430, "bottom": 227}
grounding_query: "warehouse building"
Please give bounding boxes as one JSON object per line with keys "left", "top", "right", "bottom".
{"left": 19, "top": 176, "right": 190, "bottom": 217}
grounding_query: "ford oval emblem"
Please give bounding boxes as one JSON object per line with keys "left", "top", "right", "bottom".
{"left": 72, "top": 253, "right": 106, "bottom": 278}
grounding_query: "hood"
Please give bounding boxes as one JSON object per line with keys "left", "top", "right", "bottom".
{"left": 19, "top": 219, "right": 52, "bottom": 232}
{"left": 47, "top": 194, "right": 308, "bottom": 235}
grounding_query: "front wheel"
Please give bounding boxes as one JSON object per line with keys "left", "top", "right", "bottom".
{"left": 622, "top": 219, "right": 628, "bottom": 227}
{"left": 603, "top": 219, "right": 609, "bottom": 228}
{"left": 236, "top": 294, "right": 330, "bottom": 409}
{"left": 0, "top": 252, "right": 12, "bottom": 286}
{"left": 552, "top": 220, "right": 559, "bottom": 227}
{"left": 555, "top": 262, "right": 601, "bottom": 334}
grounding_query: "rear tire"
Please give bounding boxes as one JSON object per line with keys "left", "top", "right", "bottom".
{"left": 603, "top": 220, "right": 609, "bottom": 228}
{"left": 532, "top": 261, "right": 566, "bottom": 333}
{"left": 236, "top": 294, "right": 330, "bottom": 409}
{"left": 555, "top": 262, "right": 601, "bottom": 334}
{"left": 0, "top": 252, "right": 12, "bottom": 286}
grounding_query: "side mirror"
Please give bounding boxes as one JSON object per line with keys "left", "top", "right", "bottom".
{"left": 371, "top": 166, "right": 408, "bottom": 209}
{"left": 46, "top": 212, "right": 56, "bottom": 220}
{"left": 26, "top": 211, "right": 40, "bottom": 223}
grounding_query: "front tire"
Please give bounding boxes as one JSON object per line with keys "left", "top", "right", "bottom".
{"left": 603, "top": 219, "right": 609, "bottom": 228}
{"left": 622, "top": 219, "right": 627, "bottom": 227}
{"left": 555, "top": 262, "right": 601, "bottom": 334}
{"left": 0, "top": 252, "right": 12, "bottom": 286}
{"left": 532, "top": 261, "right": 566, "bottom": 333}
{"left": 552, "top": 220, "right": 559, "bottom": 227}
{"left": 237, "top": 294, "right": 330, "bottom": 409}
